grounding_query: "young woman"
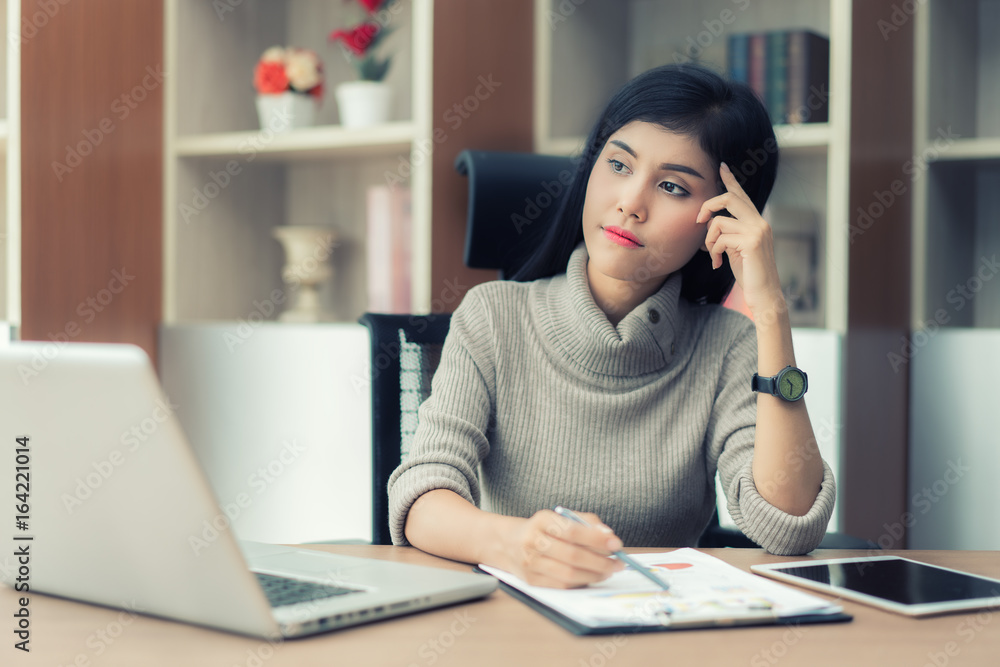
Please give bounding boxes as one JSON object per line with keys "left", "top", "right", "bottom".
{"left": 388, "top": 63, "right": 834, "bottom": 589}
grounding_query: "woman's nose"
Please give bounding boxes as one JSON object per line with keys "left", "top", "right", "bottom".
{"left": 617, "top": 181, "right": 647, "bottom": 222}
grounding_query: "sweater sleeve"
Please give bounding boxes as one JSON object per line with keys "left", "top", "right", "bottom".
{"left": 386, "top": 288, "right": 497, "bottom": 546}
{"left": 708, "top": 316, "right": 837, "bottom": 556}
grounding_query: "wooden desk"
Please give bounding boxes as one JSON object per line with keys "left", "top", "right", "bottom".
{"left": 5, "top": 547, "right": 999, "bottom": 666}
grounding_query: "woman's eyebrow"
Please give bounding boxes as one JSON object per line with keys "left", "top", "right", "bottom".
{"left": 608, "top": 139, "right": 705, "bottom": 180}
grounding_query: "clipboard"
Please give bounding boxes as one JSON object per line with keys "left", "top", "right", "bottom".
{"left": 475, "top": 548, "right": 853, "bottom": 636}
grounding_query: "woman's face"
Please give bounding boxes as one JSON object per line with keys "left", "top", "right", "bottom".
{"left": 581, "top": 120, "right": 720, "bottom": 297}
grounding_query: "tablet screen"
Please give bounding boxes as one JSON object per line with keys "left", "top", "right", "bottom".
{"left": 773, "top": 558, "right": 1000, "bottom": 606}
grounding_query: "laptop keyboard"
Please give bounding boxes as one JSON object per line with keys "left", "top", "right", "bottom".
{"left": 255, "top": 572, "right": 363, "bottom": 609}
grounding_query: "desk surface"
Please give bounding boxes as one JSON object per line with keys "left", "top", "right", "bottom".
{"left": 5, "top": 546, "right": 999, "bottom": 666}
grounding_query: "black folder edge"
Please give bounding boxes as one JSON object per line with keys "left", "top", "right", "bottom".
{"left": 473, "top": 566, "right": 853, "bottom": 636}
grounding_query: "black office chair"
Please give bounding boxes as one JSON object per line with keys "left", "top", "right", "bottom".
{"left": 359, "top": 312, "right": 452, "bottom": 545}
{"left": 454, "top": 149, "right": 577, "bottom": 278}
{"left": 359, "top": 148, "right": 874, "bottom": 551}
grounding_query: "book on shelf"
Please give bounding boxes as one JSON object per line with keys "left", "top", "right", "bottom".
{"left": 728, "top": 30, "right": 829, "bottom": 125}
{"left": 366, "top": 185, "right": 412, "bottom": 314}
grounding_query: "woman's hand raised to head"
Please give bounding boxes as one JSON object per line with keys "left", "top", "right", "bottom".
{"left": 498, "top": 509, "right": 625, "bottom": 589}
{"left": 697, "top": 162, "right": 786, "bottom": 320}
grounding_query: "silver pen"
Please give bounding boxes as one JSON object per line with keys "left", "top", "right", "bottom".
{"left": 553, "top": 506, "right": 671, "bottom": 591}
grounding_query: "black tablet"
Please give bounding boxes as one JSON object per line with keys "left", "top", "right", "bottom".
{"left": 751, "top": 556, "right": 1000, "bottom": 617}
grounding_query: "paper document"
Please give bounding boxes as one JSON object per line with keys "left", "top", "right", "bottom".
{"left": 479, "top": 548, "right": 843, "bottom": 630}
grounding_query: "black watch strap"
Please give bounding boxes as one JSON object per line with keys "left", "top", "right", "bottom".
{"left": 751, "top": 373, "right": 776, "bottom": 395}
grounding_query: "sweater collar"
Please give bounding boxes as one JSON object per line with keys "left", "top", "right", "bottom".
{"left": 535, "top": 244, "right": 685, "bottom": 381}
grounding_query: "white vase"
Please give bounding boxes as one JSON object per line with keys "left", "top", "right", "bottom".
{"left": 335, "top": 81, "right": 392, "bottom": 128}
{"left": 255, "top": 93, "right": 317, "bottom": 133}
{"left": 272, "top": 226, "right": 339, "bottom": 322}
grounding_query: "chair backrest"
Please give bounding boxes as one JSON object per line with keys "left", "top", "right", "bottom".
{"left": 454, "top": 149, "right": 577, "bottom": 278}
{"left": 358, "top": 312, "right": 452, "bottom": 545}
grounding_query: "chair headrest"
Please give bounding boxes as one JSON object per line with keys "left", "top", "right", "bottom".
{"left": 454, "top": 150, "right": 577, "bottom": 278}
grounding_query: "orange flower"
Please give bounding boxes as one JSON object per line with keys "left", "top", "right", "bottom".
{"left": 254, "top": 61, "right": 289, "bottom": 94}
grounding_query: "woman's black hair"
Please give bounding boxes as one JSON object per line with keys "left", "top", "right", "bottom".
{"left": 511, "top": 62, "right": 779, "bottom": 305}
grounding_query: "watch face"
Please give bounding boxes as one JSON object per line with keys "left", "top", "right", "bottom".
{"left": 778, "top": 368, "right": 807, "bottom": 401}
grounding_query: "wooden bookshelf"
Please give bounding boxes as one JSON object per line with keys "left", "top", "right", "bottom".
{"left": 912, "top": 0, "right": 1000, "bottom": 329}
{"left": 163, "top": 0, "right": 433, "bottom": 324}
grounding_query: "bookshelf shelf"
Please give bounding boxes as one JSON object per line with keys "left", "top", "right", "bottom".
{"left": 774, "top": 122, "right": 831, "bottom": 152}
{"left": 174, "top": 122, "right": 416, "bottom": 162}
{"left": 912, "top": 0, "right": 1000, "bottom": 330}
{"left": 539, "top": 123, "right": 832, "bottom": 160}
{"left": 925, "top": 137, "right": 1000, "bottom": 163}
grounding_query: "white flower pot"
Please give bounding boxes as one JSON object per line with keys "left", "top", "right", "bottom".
{"left": 335, "top": 81, "right": 392, "bottom": 128}
{"left": 255, "top": 92, "right": 317, "bottom": 133}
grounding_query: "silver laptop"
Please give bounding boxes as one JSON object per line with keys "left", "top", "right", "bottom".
{"left": 1, "top": 342, "right": 496, "bottom": 639}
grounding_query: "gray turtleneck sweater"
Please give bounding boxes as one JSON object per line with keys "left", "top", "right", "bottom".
{"left": 387, "top": 246, "right": 836, "bottom": 555}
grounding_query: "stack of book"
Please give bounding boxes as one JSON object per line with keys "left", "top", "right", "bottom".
{"left": 366, "top": 185, "right": 412, "bottom": 314}
{"left": 727, "top": 30, "right": 830, "bottom": 125}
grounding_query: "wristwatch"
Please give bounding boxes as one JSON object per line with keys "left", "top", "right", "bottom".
{"left": 751, "top": 365, "right": 808, "bottom": 402}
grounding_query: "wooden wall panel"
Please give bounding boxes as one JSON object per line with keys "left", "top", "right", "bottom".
{"left": 429, "top": 0, "right": 534, "bottom": 311}
{"left": 842, "top": 0, "right": 914, "bottom": 547}
{"left": 20, "top": 0, "right": 163, "bottom": 361}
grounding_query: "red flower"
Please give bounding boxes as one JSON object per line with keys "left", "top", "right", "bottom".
{"left": 309, "top": 83, "right": 324, "bottom": 99}
{"left": 254, "top": 61, "right": 289, "bottom": 94}
{"left": 357, "top": 0, "right": 383, "bottom": 13}
{"left": 329, "top": 22, "right": 380, "bottom": 56}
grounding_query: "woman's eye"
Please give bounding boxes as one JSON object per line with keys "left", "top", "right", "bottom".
{"left": 660, "top": 181, "right": 690, "bottom": 196}
{"left": 606, "top": 158, "right": 628, "bottom": 174}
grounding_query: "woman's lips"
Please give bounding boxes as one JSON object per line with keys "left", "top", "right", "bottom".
{"left": 603, "top": 226, "right": 643, "bottom": 248}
